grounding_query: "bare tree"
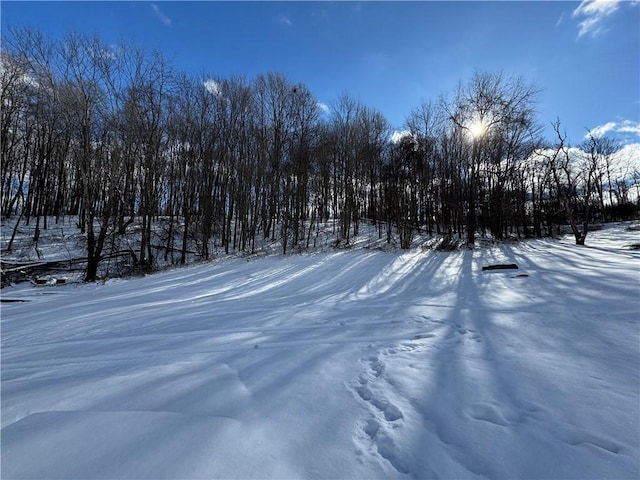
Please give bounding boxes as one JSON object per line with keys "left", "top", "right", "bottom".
{"left": 541, "top": 120, "right": 607, "bottom": 245}
{"left": 580, "top": 133, "right": 621, "bottom": 221}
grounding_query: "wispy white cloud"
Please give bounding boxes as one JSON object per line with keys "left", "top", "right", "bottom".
{"left": 390, "top": 130, "right": 411, "bottom": 144}
{"left": 586, "top": 120, "right": 640, "bottom": 139}
{"left": 572, "top": 0, "right": 620, "bottom": 38}
{"left": 278, "top": 15, "right": 292, "bottom": 27}
{"left": 587, "top": 121, "right": 617, "bottom": 138}
{"left": 617, "top": 120, "right": 640, "bottom": 136}
{"left": 317, "top": 102, "right": 330, "bottom": 115}
{"left": 151, "top": 3, "right": 172, "bottom": 28}
{"left": 204, "top": 79, "right": 222, "bottom": 96}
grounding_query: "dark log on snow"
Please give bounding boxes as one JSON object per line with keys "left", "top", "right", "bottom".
{"left": 482, "top": 263, "right": 519, "bottom": 271}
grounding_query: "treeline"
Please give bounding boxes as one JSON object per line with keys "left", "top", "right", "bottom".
{"left": 1, "top": 28, "right": 638, "bottom": 280}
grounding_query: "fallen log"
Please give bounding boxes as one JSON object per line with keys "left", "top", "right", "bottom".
{"left": 482, "top": 263, "right": 519, "bottom": 271}
{"left": 1, "top": 257, "right": 87, "bottom": 273}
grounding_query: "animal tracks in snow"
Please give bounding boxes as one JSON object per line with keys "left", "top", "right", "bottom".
{"left": 348, "top": 317, "right": 485, "bottom": 476}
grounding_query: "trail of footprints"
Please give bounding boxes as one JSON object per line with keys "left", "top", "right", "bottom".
{"left": 350, "top": 321, "right": 623, "bottom": 476}
{"left": 351, "top": 349, "right": 411, "bottom": 475}
{"left": 348, "top": 321, "right": 482, "bottom": 476}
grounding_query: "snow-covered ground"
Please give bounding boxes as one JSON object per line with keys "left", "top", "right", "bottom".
{"left": 2, "top": 225, "right": 639, "bottom": 479}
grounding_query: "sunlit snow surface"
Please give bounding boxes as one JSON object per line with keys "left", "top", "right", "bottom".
{"left": 2, "top": 226, "right": 639, "bottom": 479}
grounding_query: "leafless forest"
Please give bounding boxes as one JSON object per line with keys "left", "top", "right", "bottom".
{"left": 2, "top": 28, "right": 638, "bottom": 281}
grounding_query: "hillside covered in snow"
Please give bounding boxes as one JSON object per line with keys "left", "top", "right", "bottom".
{"left": 1, "top": 224, "right": 639, "bottom": 479}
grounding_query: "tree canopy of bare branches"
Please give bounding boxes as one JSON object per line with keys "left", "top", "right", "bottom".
{"left": 1, "top": 28, "right": 634, "bottom": 280}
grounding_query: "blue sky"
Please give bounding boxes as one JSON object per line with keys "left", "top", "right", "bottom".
{"left": 2, "top": 1, "right": 639, "bottom": 145}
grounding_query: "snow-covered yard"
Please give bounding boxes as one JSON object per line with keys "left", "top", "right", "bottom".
{"left": 2, "top": 226, "right": 639, "bottom": 479}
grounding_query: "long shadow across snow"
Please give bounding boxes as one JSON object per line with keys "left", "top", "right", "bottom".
{"left": 400, "top": 243, "right": 639, "bottom": 479}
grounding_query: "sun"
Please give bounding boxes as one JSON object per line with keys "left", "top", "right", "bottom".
{"left": 467, "top": 117, "right": 487, "bottom": 139}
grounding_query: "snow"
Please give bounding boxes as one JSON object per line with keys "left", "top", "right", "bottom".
{"left": 2, "top": 225, "right": 639, "bottom": 479}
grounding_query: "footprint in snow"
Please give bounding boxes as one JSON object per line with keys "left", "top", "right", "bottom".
{"left": 357, "top": 416, "right": 410, "bottom": 475}
{"left": 375, "top": 431, "right": 410, "bottom": 474}
{"left": 370, "top": 359, "right": 384, "bottom": 378}
{"left": 358, "top": 387, "right": 404, "bottom": 422}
